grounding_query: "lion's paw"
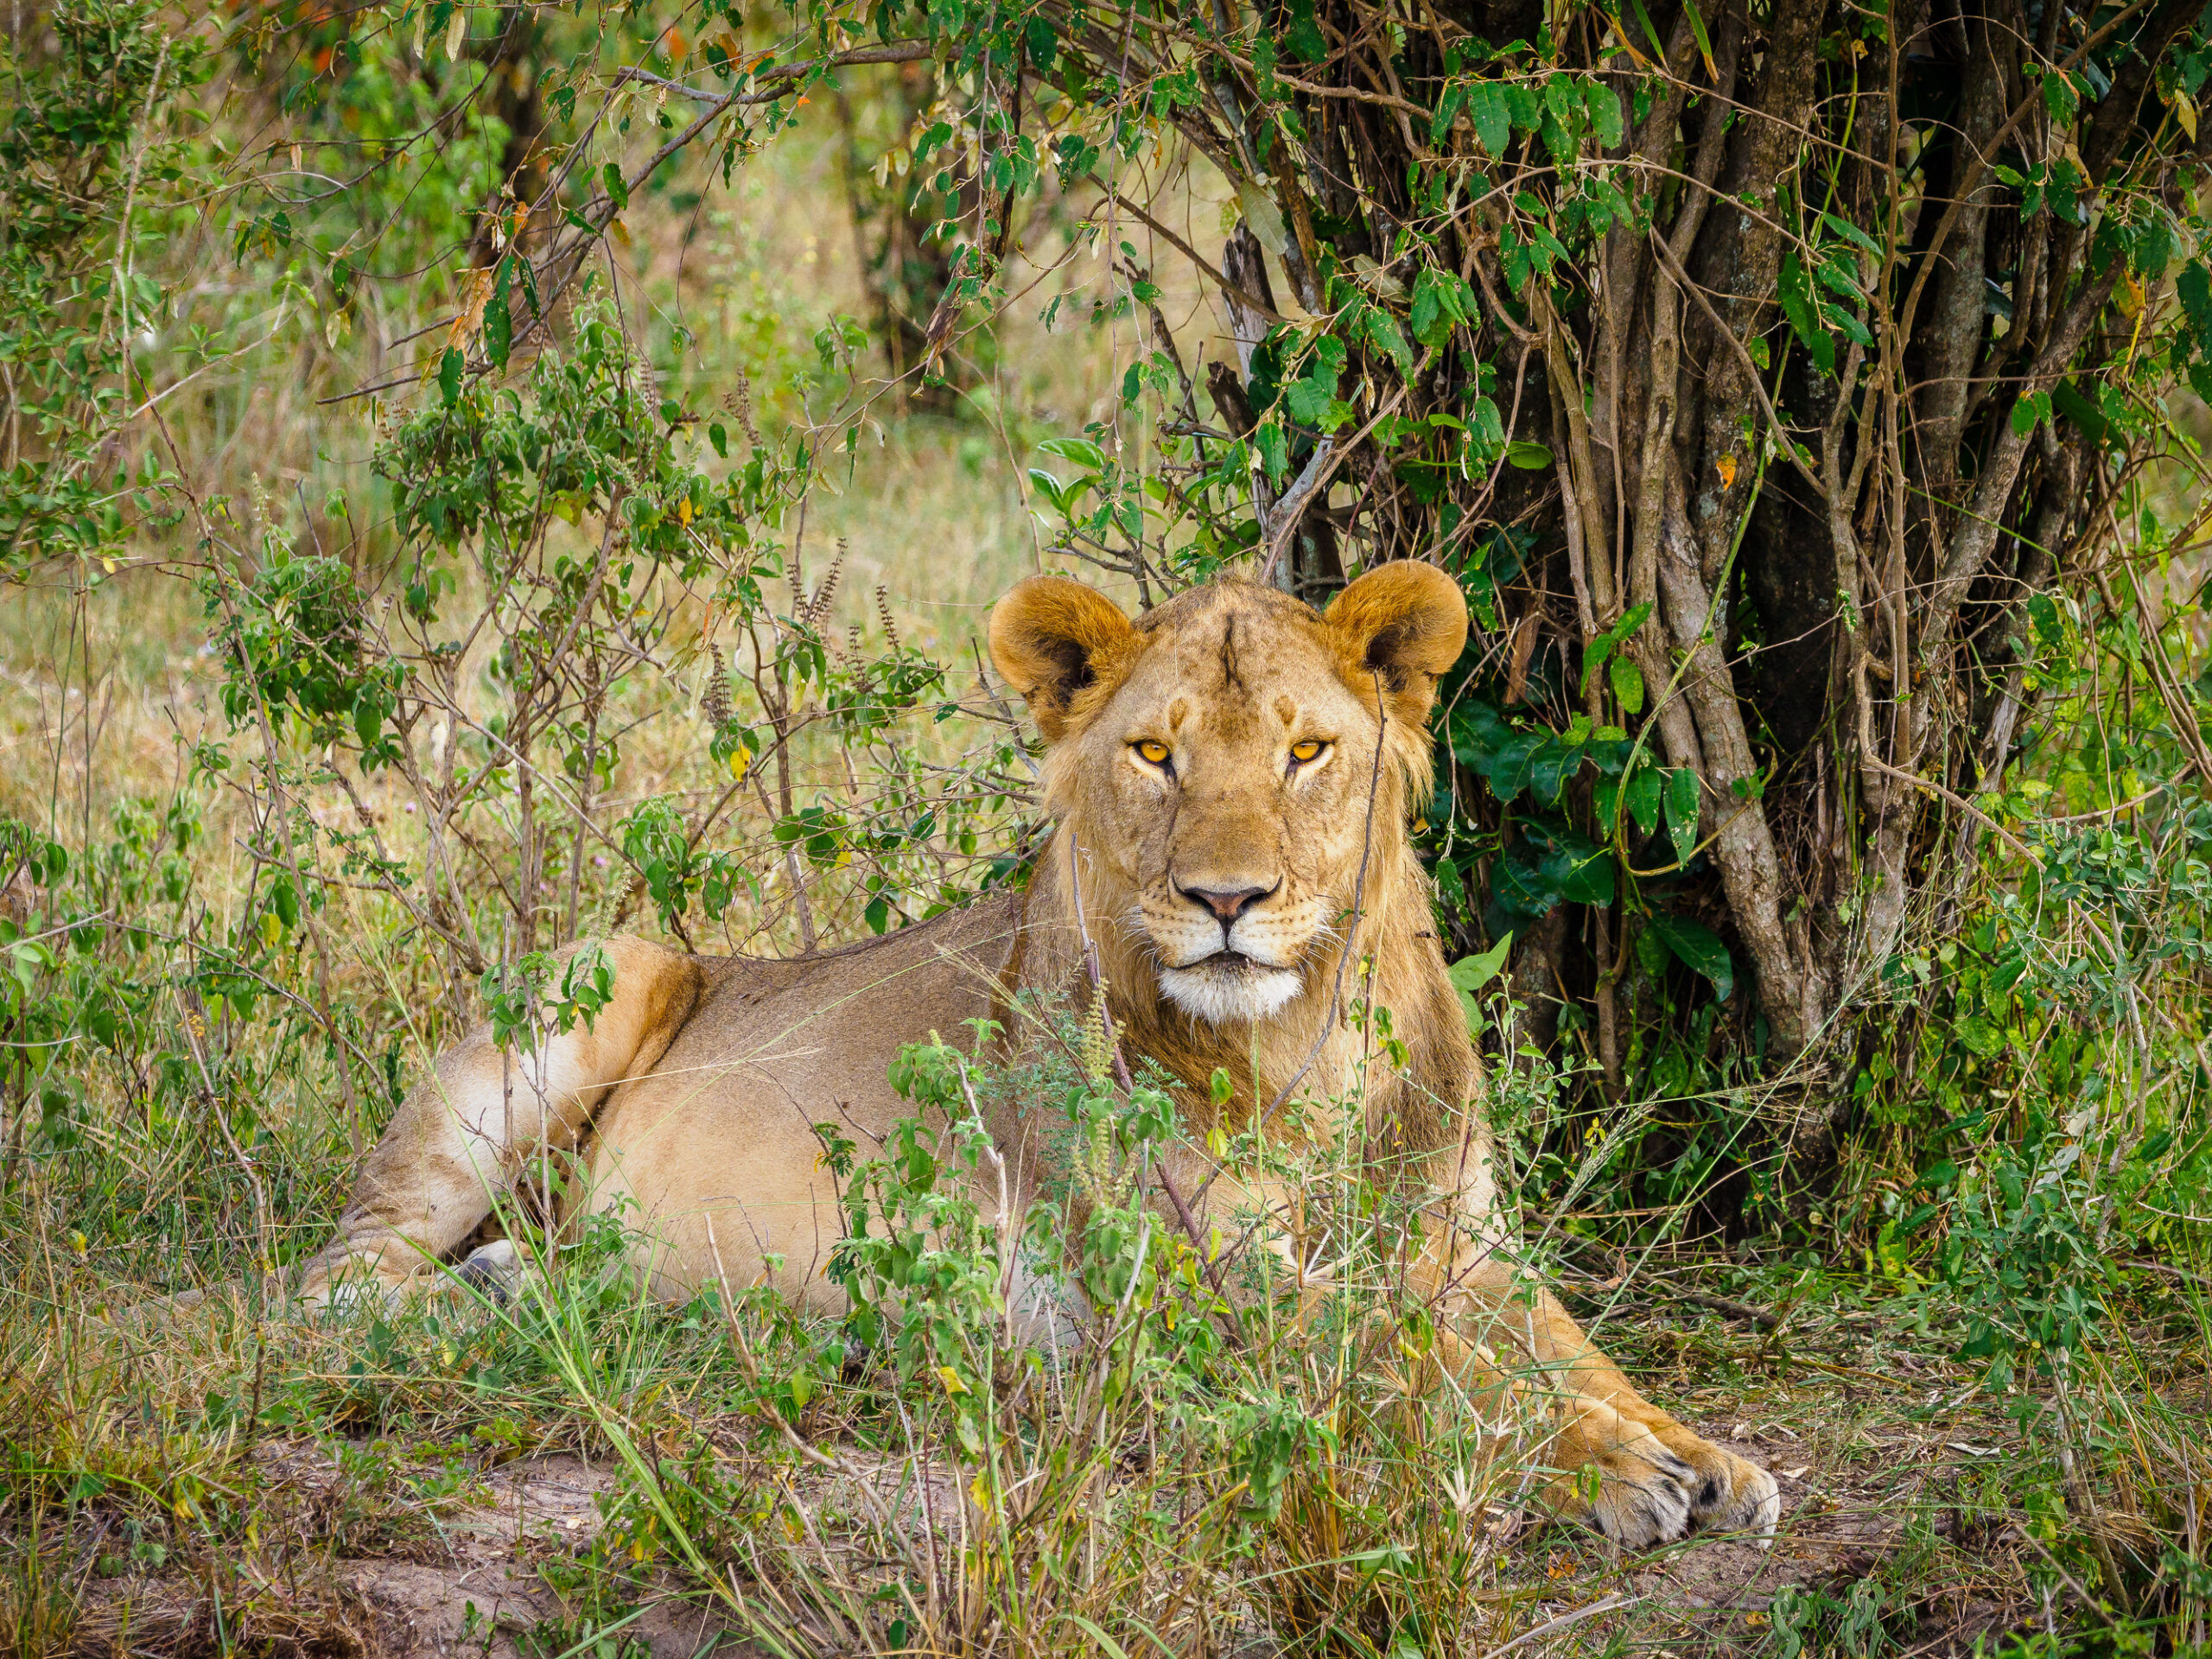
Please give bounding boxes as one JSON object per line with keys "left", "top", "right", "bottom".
{"left": 454, "top": 1238, "right": 528, "bottom": 1305}
{"left": 1573, "top": 1429, "right": 1700, "bottom": 1548}
{"left": 1666, "top": 1433, "right": 1782, "bottom": 1543}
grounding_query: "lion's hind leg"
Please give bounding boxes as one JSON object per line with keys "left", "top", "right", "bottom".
{"left": 296, "top": 939, "right": 705, "bottom": 1312}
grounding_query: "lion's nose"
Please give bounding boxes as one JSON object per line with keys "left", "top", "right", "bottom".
{"left": 1180, "top": 884, "right": 1272, "bottom": 924}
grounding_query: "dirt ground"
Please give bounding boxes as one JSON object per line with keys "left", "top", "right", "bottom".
{"left": 62, "top": 1365, "right": 2048, "bottom": 1658}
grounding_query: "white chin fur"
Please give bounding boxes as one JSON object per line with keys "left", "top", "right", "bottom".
{"left": 1158, "top": 963, "right": 1303, "bottom": 1025}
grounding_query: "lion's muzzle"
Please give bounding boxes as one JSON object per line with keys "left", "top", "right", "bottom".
{"left": 1152, "top": 878, "right": 1308, "bottom": 1024}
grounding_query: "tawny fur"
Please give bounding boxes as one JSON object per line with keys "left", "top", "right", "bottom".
{"left": 296, "top": 566, "right": 1780, "bottom": 1548}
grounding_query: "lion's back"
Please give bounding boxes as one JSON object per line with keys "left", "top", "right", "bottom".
{"left": 578, "top": 891, "right": 1027, "bottom": 1301}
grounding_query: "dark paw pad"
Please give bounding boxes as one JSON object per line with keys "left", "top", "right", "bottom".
{"left": 454, "top": 1257, "right": 511, "bottom": 1304}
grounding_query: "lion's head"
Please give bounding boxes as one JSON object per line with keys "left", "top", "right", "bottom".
{"left": 989, "top": 564, "right": 1467, "bottom": 1030}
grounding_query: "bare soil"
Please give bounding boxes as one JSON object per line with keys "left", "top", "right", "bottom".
{"left": 65, "top": 1367, "right": 2049, "bottom": 1658}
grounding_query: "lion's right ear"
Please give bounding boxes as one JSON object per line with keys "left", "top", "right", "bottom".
{"left": 988, "top": 575, "right": 1138, "bottom": 742}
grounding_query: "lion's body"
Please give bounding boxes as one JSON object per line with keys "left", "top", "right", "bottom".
{"left": 582, "top": 898, "right": 1019, "bottom": 1303}
{"left": 299, "top": 569, "right": 1781, "bottom": 1548}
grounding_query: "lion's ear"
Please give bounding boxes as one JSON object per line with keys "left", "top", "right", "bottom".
{"left": 1325, "top": 562, "right": 1468, "bottom": 717}
{"left": 989, "top": 575, "right": 1139, "bottom": 742}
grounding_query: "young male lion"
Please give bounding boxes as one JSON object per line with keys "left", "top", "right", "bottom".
{"left": 297, "top": 563, "right": 1780, "bottom": 1548}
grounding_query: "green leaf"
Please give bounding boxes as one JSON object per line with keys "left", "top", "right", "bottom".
{"left": 1624, "top": 763, "right": 1662, "bottom": 837}
{"left": 1813, "top": 255, "right": 1866, "bottom": 302}
{"left": 2051, "top": 379, "right": 2111, "bottom": 448}
{"left": 1449, "top": 935, "right": 1514, "bottom": 994}
{"left": 1778, "top": 250, "right": 1834, "bottom": 374}
{"left": 1583, "top": 79, "right": 1624, "bottom": 149}
{"left": 1433, "top": 852, "right": 1465, "bottom": 910}
{"left": 1579, "top": 633, "right": 1615, "bottom": 699}
{"left": 1664, "top": 766, "right": 1700, "bottom": 867}
{"left": 1409, "top": 268, "right": 1473, "bottom": 348}
{"left": 1027, "top": 468, "right": 1067, "bottom": 512}
{"left": 484, "top": 284, "right": 511, "bottom": 369}
{"left": 2177, "top": 263, "right": 2212, "bottom": 348}
{"left": 1647, "top": 912, "right": 1733, "bottom": 1000}
{"left": 2043, "top": 67, "right": 2078, "bottom": 124}
{"left": 437, "top": 347, "right": 463, "bottom": 407}
{"left": 2009, "top": 390, "right": 2050, "bottom": 438}
{"left": 1610, "top": 653, "right": 1644, "bottom": 715}
{"left": 602, "top": 162, "right": 629, "bottom": 212}
{"left": 1429, "top": 82, "right": 1468, "bottom": 143}
{"left": 1680, "top": 0, "right": 1717, "bottom": 79}
{"left": 1466, "top": 82, "right": 1510, "bottom": 158}
{"left": 1285, "top": 372, "right": 1338, "bottom": 424}
{"left": 1818, "top": 211, "right": 1883, "bottom": 256}
{"left": 1037, "top": 435, "right": 1108, "bottom": 471}
{"left": 2025, "top": 592, "right": 2063, "bottom": 652}
{"left": 1254, "top": 422, "right": 1288, "bottom": 484}
{"left": 1449, "top": 933, "right": 1515, "bottom": 1035}
{"left": 1553, "top": 836, "right": 1615, "bottom": 905}
{"left": 1281, "top": 0, "right": 1325, "bottom": 60}
{"left": 1355, "top": 305, "right": 1414, "bottom": 373}
{"left": 1627, "top": 0, "right": 1668, "bottom": 60}
{"left": 1503, "top": 440, "right": 1553, "bottom": 470}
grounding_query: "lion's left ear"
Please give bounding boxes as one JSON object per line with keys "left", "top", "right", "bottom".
{"left": 1325, "top": 562, "right": 1468, "bottom": 719}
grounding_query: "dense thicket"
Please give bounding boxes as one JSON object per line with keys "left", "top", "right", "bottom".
{"left": 5, "top": 0, "right": 2210, "bottom": 1242}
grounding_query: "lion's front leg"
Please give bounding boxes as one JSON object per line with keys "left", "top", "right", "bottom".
{"left": 296, "top": 939, "right": 704, "bottom": 1310}
{"left": 1439, "top": 1262, "right": 1781, "bottom": 1548}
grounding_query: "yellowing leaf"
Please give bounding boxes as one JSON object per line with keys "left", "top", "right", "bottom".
{"left": 445, "top": 7, "right": 466, "bottom": 60}
{"left": 2178, "top": 94, "right": 2200, "bottom": 143}
{"left": 2115, "top": 272, "right": 2146, "bottom": 317}
{"left": 677, "top": 497, "right": 694, "bottom": 526}
{"left": 1236, "top": 179, "right": 1292, "bottom": 257}
{"left": 446, "top": 265, "right": 493, "bottom": 352}
{"left": 935, "top": 1365, "right": 969, "bottom": 1395}
{"left": 1716, "top": 453, "right": 1739, "bottom": 490}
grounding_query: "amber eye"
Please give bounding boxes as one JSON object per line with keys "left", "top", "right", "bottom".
{"left": 1288, "top": 738, "right": 1327, "bottom": 766}
{"left": 1134, "top": 739, "right": 1172, "bottom": 766}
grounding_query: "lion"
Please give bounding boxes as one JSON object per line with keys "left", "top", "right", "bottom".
{"left": 295, "top": 563, "right": 1780, "bottom": 1548}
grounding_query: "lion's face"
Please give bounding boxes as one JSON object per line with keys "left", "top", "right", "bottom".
{"left": 990, "top": 567, "right": 1468, "bottom": 1027}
